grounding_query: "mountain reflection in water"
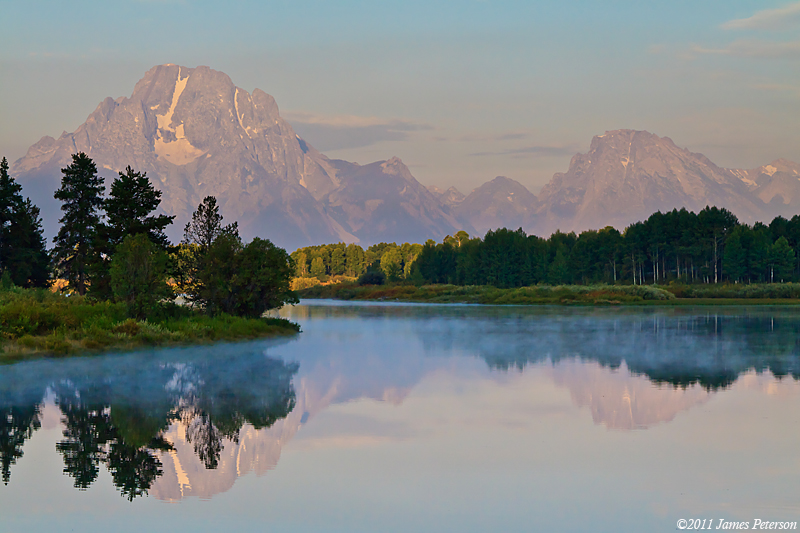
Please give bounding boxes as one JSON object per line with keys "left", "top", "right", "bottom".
{"left": 1, "top": 302, "right": 800, "bottom": 502}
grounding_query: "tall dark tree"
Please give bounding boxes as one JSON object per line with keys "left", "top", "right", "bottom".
{"left": 182, "top": 196, "right": 238, "bottom": 250}
{"left": 53, "top": 153, "right": 105, "bottom": 295}
{"left": 0, "top": 157, "right": 22, "bottom": 257}
{"left": 105, "top": 166, "right": 175, "bottom": 248}
{"left": 0, "top": 158, "right": 50, "bottom": 287}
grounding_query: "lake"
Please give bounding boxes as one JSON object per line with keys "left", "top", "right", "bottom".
{"left": 1, "top": 300, "right": 799, "bottom": 532}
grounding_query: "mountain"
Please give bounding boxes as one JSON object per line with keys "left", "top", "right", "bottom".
{"left": 11, "top": 64, "right": 355, "bottom": 250}
{"left": 453, "top": 176, "right": 539, "bottom": 236}
{"left": 531, "top": 129, "right": 767, "bottom": 236}
{"left": 321, "top": 156, "right": 464, "bottom": 244}
{"left": 427, "top": 185, "right": 465, "bottom": 207}
{"left": 10, "top": 66, "right": 800, "bottom": 248}
{"left": 739, "top": 159, "right": 800, "bottom": 219}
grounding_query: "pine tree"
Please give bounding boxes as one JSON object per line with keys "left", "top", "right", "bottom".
{"left": 182, "top": 196, "right": 238, "bottom": 250}
{"left": 7, "top": 199, "right": 50, "bottom": 287}
{"left": 53, "top": 153, "right": 105, "bottom": 295}
{"left": 0, "top": 157, "right": 23, "bottom": 274}
{"left": 179, "top": 196, "right": 239, "bottom": 306}
{"left": 105, "top": 166, "right": 175, "bottom": 248}
{"left": 0, "top": 157, "right": 50, "bottom": 287}
{"left": 722, "top": 228, "right": 747, "bottom": 282}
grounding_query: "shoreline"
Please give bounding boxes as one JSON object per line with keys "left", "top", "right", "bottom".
{"left": 0, "top": 287, "right": 301, "bottom": 363}
{"left": 0, "top": 317, "right": 300, "bottom": 363}
{"left": 296, "top": 282, "right": 800, "bottom": 306}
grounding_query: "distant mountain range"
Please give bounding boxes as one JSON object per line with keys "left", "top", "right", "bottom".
{"left": 10, "top": 64, "right": 800, "bottom": 250}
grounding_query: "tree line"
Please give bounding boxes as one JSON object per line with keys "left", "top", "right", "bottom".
{"left": 297, "top": 207, "right": 800, "bottom": 288}
{"left": 292, "top": 241, "right": 424, "bottom": 283}
{"left": 0, "top": 152, "right": 296, "bottom": 317}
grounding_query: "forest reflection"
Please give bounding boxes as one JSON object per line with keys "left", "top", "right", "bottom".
{"left": 5, "top": 304, "right": 800, "bottom": 500}
{"left": 0, "top": 345, "right": 297, "bottom": 499}
{"left": 296, "top": 303, "right": 800, "bottom": 390}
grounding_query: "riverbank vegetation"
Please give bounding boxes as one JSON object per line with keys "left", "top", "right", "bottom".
{"left": 0, "top": 286, "right": 299, "bottom": 360}
{"left": 297, "top": 281, "right": 800, "bottom": 305}
{"left": 293, "top": 206, "right": 800, "bottom": 296}
{"left": 0, "top": 153, "right": 299, "bottom": 358}
{"left": 298, "top": 282, "right": 676, "bottom": 304}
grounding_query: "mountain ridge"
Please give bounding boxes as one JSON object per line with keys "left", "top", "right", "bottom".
{"left": 9, "top": 64, "right": 800, "bottom": 248}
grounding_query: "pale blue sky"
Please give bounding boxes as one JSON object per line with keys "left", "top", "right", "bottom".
{"left": 2, "top": 0, "right": 798, "bottom": 193}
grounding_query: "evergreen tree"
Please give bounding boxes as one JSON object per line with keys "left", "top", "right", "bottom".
{"left": 53, "top": 153, "right": 105, "bottom": 295}
{"left": 182, "top": 196, "right": 237, "bottom": 251}
{"left": 179, "top": 196, "right": 238, "bottom": 303}
{"left": 105, "top": 166, "right": 175, "bottom": 248}
{"left": 6, "top": 199, "right": 50, "bottom": 287}
{"left": 0, "top": 157, "right": 22, "bottom": 260}
{"left": 0, "top": 158, "right": 50, "bottom": 287}
{"left": 547, "top": 247, "right": 570, "bottom": 285}
{"left": 722, "top": 228, "right": 747, "bottom": 282}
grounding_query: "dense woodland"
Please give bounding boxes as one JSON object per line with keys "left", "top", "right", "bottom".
{"left": 295, "top": 207, "right": 800, "bottom": 289}
{"left": 7, "top": 150, "right": 800, "bottom": 304}
{"left": 0, "top": 152, "right": 296, "bottom": 322}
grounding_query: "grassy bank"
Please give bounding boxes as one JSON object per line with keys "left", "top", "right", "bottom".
{"left": 297, "top": 281, "right": 800, "bottom": 305}
{"left": 0, "top": 287, "right": 300, "bottom": 361}
{"left": 297, "top": 282, "right": 676, "bottom": 304}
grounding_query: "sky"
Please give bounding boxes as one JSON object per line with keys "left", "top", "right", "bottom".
{"left": 1, "top": 0, "right": 799, "bottom": 194}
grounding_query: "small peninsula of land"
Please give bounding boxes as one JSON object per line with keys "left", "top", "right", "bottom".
{"left": 0, "top": 287, "right": 299, "bottom": 362}
{"left": 297, "top": 282, "right": 800, "bottom": 306}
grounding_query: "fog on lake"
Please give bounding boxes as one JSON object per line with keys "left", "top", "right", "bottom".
{"left": 1, "top": 301, "right": 799, "bottom": 532}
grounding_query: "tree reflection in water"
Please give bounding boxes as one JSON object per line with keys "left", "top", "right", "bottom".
{"left": 1, "top": 404, "right": 40, "bottom": 485}
{"left": 4, "top": 307, "right": 800, "bottom": 498}
{"left": 0, "top": 346, "right": 298, "bottom": 499}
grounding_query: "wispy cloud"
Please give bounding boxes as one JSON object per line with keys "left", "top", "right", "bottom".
{"left": 754, "top": 83, "right": 800, "bottom": 96}
{"left": 722, "top": 2, "right": 800, "bottom": 31}
{"left": 691, "top": 40, "right": 800, "bottom": 59}
{"left": 284, "top": 112, "right": 431, "bottom": 152}
{"left": 469, "top": 145, "right": 576, "bottom": 158}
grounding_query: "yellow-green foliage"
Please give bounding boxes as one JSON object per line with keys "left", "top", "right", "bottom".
{"left": 291, "top": 277, "right": 322, "bottom": 290}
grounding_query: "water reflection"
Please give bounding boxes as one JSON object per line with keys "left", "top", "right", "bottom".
{"left": 0, "top": 343, "right": 297, "bottom": 499}
{"left": 2, "top": 303, "right": 800, "bottom": 502}
{"left": 296, "top": 302, "right": 800, "bottom": 389}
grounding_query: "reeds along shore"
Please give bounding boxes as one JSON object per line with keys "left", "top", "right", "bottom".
{"left": 297, "top": 281, "right": 800, "bottom": 305}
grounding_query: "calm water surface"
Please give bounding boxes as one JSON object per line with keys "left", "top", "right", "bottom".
{"left": 1, "top": 301, "right": 799, "bottom": 532}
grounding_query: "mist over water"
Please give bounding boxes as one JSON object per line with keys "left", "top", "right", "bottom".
{"left": 1, "top": 301, "right": 799, "bottom": 532}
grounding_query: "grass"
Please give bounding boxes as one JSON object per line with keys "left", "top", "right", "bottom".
{"left": 298, "top": 281, "right": 800, "bottom": 306}
{"left": 297, "top": 282, "right": 676, "bottom": 304}
{"left": 0, "top": 287, "right": 300, "bottom": 361}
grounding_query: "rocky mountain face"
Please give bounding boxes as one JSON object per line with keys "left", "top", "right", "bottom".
{"left": 532, "top": 129, "right": 767, "bottom": 236}
{"left": 451, "top": 130, "right": 799, "bottom": 238}
{"left": 738, "top": 159, "right": 800, "bottom": 219}
{"left": 11, "top": 64, "right": 800, "bottom": 248}
{"left": 10, "top": 65, "right": 461, "bottom": 249}
{"left": 322, "top": 157, "right": 464, "bottom": 245}
{"left": 427, "top": 185, "right": 465, "bottom": 207}
{"left": 453, "top": 176, "right": 539, "bottom": 236}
